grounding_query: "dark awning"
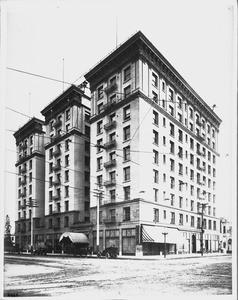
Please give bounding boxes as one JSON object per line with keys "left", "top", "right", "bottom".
{"left": 59, "top": 232, "right": 89, "bottom": 244}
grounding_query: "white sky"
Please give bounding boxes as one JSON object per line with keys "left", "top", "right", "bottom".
{"left": 1, "top": 0, "right": 237, "bottom": 230}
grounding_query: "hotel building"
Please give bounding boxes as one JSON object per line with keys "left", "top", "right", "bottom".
{"left": 14, "top": 117, "right": 45, "bottom": 251}
{"left": 85, "top": 31, "right": 222, "bottom": 256}
{"left": 40, "top": 85, "right": 91, "bottom": 252}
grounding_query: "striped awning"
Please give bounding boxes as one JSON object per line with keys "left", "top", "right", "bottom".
{"left": 142, "top": 225, "right": 187, "bottom": 245}
{"left": 59, "top": 232, "right": 89, "bottom": 244}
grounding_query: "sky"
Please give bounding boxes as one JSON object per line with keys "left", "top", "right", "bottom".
{"left": 1, "top": 0, "right": 237, "bottom": 232}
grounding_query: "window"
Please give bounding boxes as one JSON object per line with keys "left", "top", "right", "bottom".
{"left": 64, "top": 185, "right": 69, "bottom": 198}
{"left": 169, "top": 106, "right": 174, "bottom": 116}
{"left": 190, "top": 154, "right": 194, "bottom": 165}
{"left": 154, "top": 208, "right": 159, "bottom": 222}
{"left": 163, "top": 154, "right": 166, "bottom": 164}
{"left": 110, "top": 171, "right": 116, "bottom": 181}
{"left": 48, "top": 219, "right": 52, "bottom": 229}
{"left": 85, "top": 141, "right": 90, "bottom": 152}
{"left": 96, "top": 139, "right": 103, "bottom": 153}
{"left": 179, "top": 197, "right": 183, "bottom": 208}
{"left": 191, "top": 200, "right": 194, "bottom": 211}
{"left": 163, "top": 210, "right": 166, "bottom": 219}
{"left": 153, "top": 130, "right": 159, "bottom": 145}
{"left": 163, "top": 136, "right": 166, "bottom": 146}
{"left": 29, "top": 173, "right": 32, "bottom": 183}
{"left": 212, "top": 129, "right": 215, "bottom": 138}
{"left": 178, "top": 130, "right": 183, "bottom": 142}
{"left": 97, "top": 175, "right": 103, "bottom": 188}
{"left": 154, "top": 188, "right": 158, "bottom": 202}
{"left": 110, "top": 189, "right": 116, "bottom": 202}
{"left": 109, "top": 151, "right": 116, "bottom": 161}
{"left": 123, "top": 207, "right": 130, "bottom": 221}
{"left": 65, "top": 139, "right": 70, "bottom": 151}
{"left": 208, "top": 151, "right": 211, "bottom": 161}
{"left": 85, "top": 125, "right": 90, "bottom": 137}
{"left": 98, "top": 103, "right": 103, "bottom": 114}
{"left": 97, "top": 121, "right": 103, "bottom": 134}
{"left": 152, "top": 91, "right": 158, "bottom": 102}
{"left": 123, "top": 105, "right": 130, "bottom": 120}
{"left": 178, "top": 146, "right": 183, "bottom": 158}
{"left": 179, "top": 214, "right": 183, "bottom": 225}
{"left": 178, "top": 164, "right": 183, "bottom": 175}
{"left": 64, "top": 216, "right": 69, "bottom": 227}
{"left": 65, "top": 201, "right": 69, "bottom": 211}
{"left": 29, "top": 160, "right": 32, "bottom": 170}
{"left": 153, "top": 150, "right": 159, "bottom": 164}
{"left": 124, "top": 186, "right": 130, "bottom": 200}
{"left": 170, "top": 177, "right": 175, "bottom": 189}
{"left": 191, "top": 216, "right": 195, "bottom": 227}
{"left": 97, "top": 85, "right": 104, "bottom": 99}
{"left": 85, "top": 111, "right": 90, "bottom": 121}
{"left": 50, "top": 121, "right": 54, "bottom": 131}
{"left": 170, "top": 141, "right": 174, "bottom": 154}
{"left": 97, "top": 157, "right": 103, "bottom": 171}
{"left": 85, "top": 171, "right": 90, "bottom": 182}
{"left": 178, "top": 97, "right": 182, "bottom": 108}
{"left": 170, "top": 123, "right": 175, "bottom": 136}
{"left": 153, "top": 110, "right": 159, "bottom": 125}
{"left": 190, "top": 185, "right": 194, "bottom": 196}
{"left": 49, "top": 176, "right": 53, "bottom": 187}
{"left": 65, "top": 155, "right": 69, "bottom": 166}
{"left": 84, "top": 201, "right": 90, "bottom": 211}
{"left": 124, "top": 126, "right": 130, "bottom": 141}
{"left": 189, "top": 107, "right": 193, "bottom": 118}
{"left": 171, "top": 212, "right": 175, "bottom": 224}
{"left": 162, "top": 81, "right": 165, "bottom": 91}
{"left": 213, "top": 221, "right": 217, "bottom": 230}
{"left": 65, "top": 109, "right": 70, "bottom": 121}
{"left": 163, "top": 117, "right": 166, "bottom": 127}
{"left": 123, "top": 146, "right": 130, "bottom": 161}
{"left": 124, "top": 66, "right": 131, "bottom": 81}
{"left": 213, "top": 168, "right": 216, "bottom": 177}
{"left": 109, "top": 94, "right": 116, "bottom": 103}
{"left": 178, "top": 113, "right": 182, "bottom": 123}
{"left": 124, "top": 167, "right": 130, "bottom": 181}
{"left": 66, "top": 124, "right": 70, "bottom": 132}
{"left": 170, "top": 193, "right": 175, "bottom": 206}
{"left": 124, "top": 85, "right": 131, "bottom": 98}
{"left": 153, "top": 170, "right": 159, "bottom": 183}
{"left": 152, "top": 72, "right": 158, "bottom": 87}
{"left": 168, "top": 88, "right": 174, "bottom": 102}
{"left": 189, "top": 122, "right": 193, "bottom": 131}
{"left": 49, "top": 191, "right": 53, "bottom": 201}
{"left": 170, "top": 159, "right": 175, "bottom": 171}
{"left": 29, "top": 185, "right": 32, "bottom": 195}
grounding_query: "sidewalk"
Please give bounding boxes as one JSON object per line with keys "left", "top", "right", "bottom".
{"left": 7, "top": 251, "right": 231, "bottom": 260}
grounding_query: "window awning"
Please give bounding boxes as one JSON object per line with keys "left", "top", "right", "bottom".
{"left": 59, "top": 232, "right": 89, "bottom": 244}
{"left": 142, "top": 225, "right": 186, "bottom": 245}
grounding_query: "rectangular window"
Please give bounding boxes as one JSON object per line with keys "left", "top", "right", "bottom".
{"left": 153, "top": 130, "right": 159, "bottom": 145}
{"left": 123, "top": 126, "right": 130, "bottom": 141}
{"left": 65, "top": 186, "right": 69, "bottom": 197}
{"left": 65, "top": 155, "right": 69, "bottom": 166}
{"left": 123, "top": 146, "right": 130, "bottom": 161}
{"left": 170, "top": 159, "right": 175, "bottom": 171}
{"left": 178, "top": 129, "right": 183, "bottom": 142}
{"left": 179, "top": 197, "right": 183, "bottom": 208}
{"left": 152, "top": 72, "right": 158, "bottom": 87}
{"left": 170, "top": 123, "right": 175, "bottom": 136}
{"left": 154, "top": 188, "right": 158, "bottom": 202}
{"left": 163, "top": 117, "right": 166, "bottom": 127}
{"left": 153, "top": 150, "right": 159, "bottom": 164}
{"left": 171, "top": 212, "right": 175, "bottom": 224}
{"left": 85, "top": 125, "right": 90, "bottom": 137}
{"left": 153, "top": 110, "right": 159, "bottom": 125}
{"left": 124, "top": 66, "right": 131, "bottom": 82}
{"left": 65, "top": 109, "right": 70, "bottom": 121}
{"left": 124, "top": 186, "right": 130, "bottom": 200}
{"left": 189, "top": 107, "right": 193, "bottom": 119}
{"left": 154, "top": 208, "right": 159, "bottom": 222}
{"left": 191, "top": 216, "right": 195, "bottom": 227}
{"left": 97, "top": 121, "right": 103, "bottom": 134}
{"left": 153, "top": 170, "right": 159, "bottom": 183}
{"left": 85, "top": 171, "right": 90, "bottom": 182}
{"left": 97, "top": 175, "right": 103, "bottom": 188}
{"left": 124, "top": 167, "right": 130, "bottom": 181}
{"left": 85, "top": 156, "right": 90, "bottom": 167}
{"left": 97, "top": 157, "right": 103, "bottom": 171}
{"left": 123, "top": 207, "right": 130, "bottom": 221}
{"left": 97, "top": 85, "right": 104, "bottom": 99}
{"left": 169, "top": 106, "right": 174, "bottom": 116}
{"left": 123, "top": 105, "right": 130, "bottom": 120}
{"left": 64, "top": 216, "right": 69, "bottom": 227}
{"left": 179, "top": 214, "right": 183, "bottom": 225}
{"left": 65, "top": 201, "right": 69, "bottom": 211}
{"left": 110, "top": 189, "right": 116, "bottom": 202}
{"left": 124, "top": 85, "right": 131, "bottom": 98}
{"left": 170, "top": 141, "right": 174, "bottom": 154}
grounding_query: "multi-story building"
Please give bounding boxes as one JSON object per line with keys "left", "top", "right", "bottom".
{"left": 85, "top": 31, "right": 222, "bottom": 256}
{"left": 40, "top": 85, "right": 91, "bottom": 252}
{"left": 14, "top": 117, "right": 45, "bottom": 251}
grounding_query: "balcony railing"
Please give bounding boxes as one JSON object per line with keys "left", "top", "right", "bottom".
{"left": 52, "top": 164, "right": 61, "bottom": 171}
{"left": 103, "top": 100, "right": 117, "bottom": 111}
{"left": 52, "top": 135, "right": 62, "bottom": 143}
{"left": 19, "top": 178, "right": 27, "bottom": 186}
{"left": 52, "top": 195, "right": 61, "bottom": 201}
{"left": 103, "top": 216, "right": 116, "bottom": 224}
{"left": 103, "top": 140, "right": 116, "bottom": 150}
{"left": 19, "top": 144, "right": 27, "bottom": 151}
{"left": 197, "top": 134, "right": 205, "bottom": 142}
{"left": 104, "top": 179, "right": 116, "bottom": 187}
{"left": 103, "top": 198, "right": 116, "bottom": 205}
{"left": 104, "top": 82, "right": 118, "bottom": 94}
{"left": 19, "top": 204, "right": 26, "bottom": 209}
{"left": 52, "top": 180, "right": 61, "bottom": 186}
{"left": 53, "top": 149, "right": 61, "bottom": 157}
{"left": 104, "top": 120, "right": 117, "bottom": 131}
{"left": 104, "top": 159, "right": 116, "bottom": 169}
{"left": 53, "top": 120, "right": 62, "bottom": 128}
{"left": 20, "top": 191, "right": 26, "bottom": 198}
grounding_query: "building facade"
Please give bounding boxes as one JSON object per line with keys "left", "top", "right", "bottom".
{"left": 85, "top": 31, "right": 222, "bottom": 256}
{"left": 220, "top": 218, "right": 232, "bottom": 253}
{"left": 14, "top": 118, "right": 45, "bottom": 251}
{"left": 40, "top": 85, "right": 92, "bottom": 252}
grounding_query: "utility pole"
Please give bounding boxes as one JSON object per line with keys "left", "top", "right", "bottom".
{"left": 93, "top": 184, "right": 104, "bottom": 254}
{"left": 200, "top": 202, "right": 208, "bottom": 256}
{"left": 162, "top": 228, "right": 168, "bottom": 258}
{"left": 26, "top": 198, "right": 38, "bottom": 253}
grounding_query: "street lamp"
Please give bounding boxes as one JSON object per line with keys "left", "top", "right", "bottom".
{"left": 162, "top": 227, "right": 168, "bottom": 258}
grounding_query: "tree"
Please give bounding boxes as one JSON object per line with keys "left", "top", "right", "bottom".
{"left": 4, "top": 215, "right": 13, "bottom": 248}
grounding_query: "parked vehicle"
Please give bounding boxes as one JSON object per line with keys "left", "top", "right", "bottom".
{"left": 5, "top": 244, "right": 20, "bottom": 254}
{"left": 97, "top": 246, "right": 118, "bottom": 259}
{"left": 33, "top": 241, "right": 47, "bottom": 255}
